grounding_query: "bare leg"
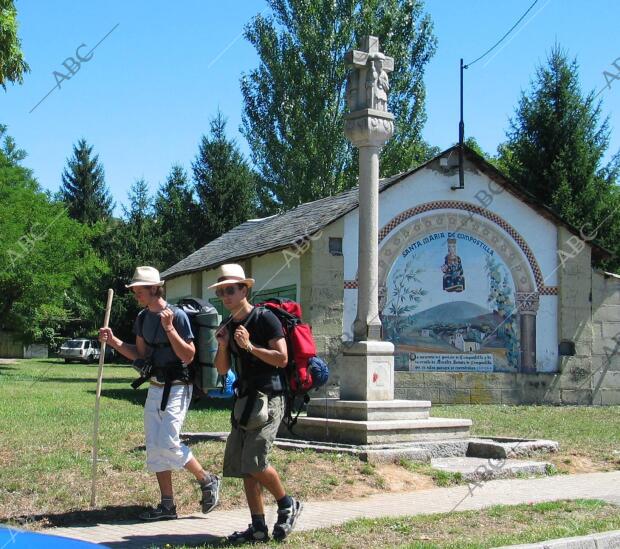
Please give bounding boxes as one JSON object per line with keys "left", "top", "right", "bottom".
{"left": 250, "top": 466, "right": 286, "bottom": 501}
{"left": 243, "top": 476, "right": 264, "bottom": 515}
{"left": 156, "top": 471, "right": 173, "bottom": 498}
{"left": 184, "top": 457, "right": 208, "bottom": 482}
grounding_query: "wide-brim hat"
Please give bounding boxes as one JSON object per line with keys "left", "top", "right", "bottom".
{"left": 208, "top": 264, "right": 255, "bottom": 289}
{"left": 125, "top": 266, "right": 165, "bottom": 288}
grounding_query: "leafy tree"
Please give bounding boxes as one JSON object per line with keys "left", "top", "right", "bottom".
{"left": 241, "top": 0, "right": 437, "bottom": 212}
{"left": 0, "top": 0, "right": 29, "bottom": 89}
{"left": 59, "top": 138, "right": 115, "bottom": 224}
{"left": 497, "top": 45, "right": 620, "bottom": 269}
{"left": 463, "top": 136, "right": 494, "bottom": 163}
{"left": 192, "top": 112, "right": 256, "bottom": 243}
{"left": 154, "top": 164, "right": 201, "bottom": 270}
{"left": 0, "top": 130, "right": 105, "bottom": 345}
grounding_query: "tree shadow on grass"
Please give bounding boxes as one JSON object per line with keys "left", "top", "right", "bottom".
{"left": 29, "top": 360, "right": 132, "bottom": 367}
{"left": 87, "top": 387, "right": 147, "bottom": 407}
{"left": 90, "top": 387, "right": 234, "bottom": 412}
{"left": 105, "top": 532, "right": 225, "bottom": 547}
{"left": 2, "top": 505, "right": 207, "bottom": 529}
{"left": 36, "top": 376, "right": 135, "bottom": 384}
{"left": 191, "top": 397, "right": 234, "bottom": 413}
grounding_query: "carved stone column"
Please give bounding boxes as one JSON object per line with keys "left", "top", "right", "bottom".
{"left": 343, "top": 36, "right": 394, "bottom": 342}
{"left": 516, "top": 291, "right": 539, "bottom": 373}
{"left": 340, "top": 36, "right": 395, "bottom": 401}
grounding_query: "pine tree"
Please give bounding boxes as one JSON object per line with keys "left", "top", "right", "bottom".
{"left": 498, "top": 46, "right": 620, "bottom": 270}
{"left": 241, "top": 0, "right": 437, "bottom": 212}
{"left": 192, "top": 112, "right": 257, "bottom": 244}
{"left": 59, "top": 139, "right": 114, "bottom": 224}
{"left": 122, "top": 178, "right": 158, "bottom": 262}
{"left": 498, "top": 45, "right": 619, "bottom": 231}
{"left": 97, "top": 179, "right": 160, "bottom": 340}
{"left": 154, "top": 164, "right": 200, "bottom": 269}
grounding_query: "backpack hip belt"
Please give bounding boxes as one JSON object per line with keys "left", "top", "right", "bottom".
{"left": 131, "top": 361, "right": 191, "bottom": 411}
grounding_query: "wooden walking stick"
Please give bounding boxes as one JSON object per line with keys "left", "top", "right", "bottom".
{"left": 91, "top": 288, "right": 114, "bottom": 507}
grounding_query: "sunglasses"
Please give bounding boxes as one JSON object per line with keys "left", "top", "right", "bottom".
{"left": 215, "top": 286, "right": 239, "bottom": 298}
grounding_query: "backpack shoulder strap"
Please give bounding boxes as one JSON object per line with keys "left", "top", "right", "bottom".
{"left": 137, "top": 308, "right": 148, "bottom": 342}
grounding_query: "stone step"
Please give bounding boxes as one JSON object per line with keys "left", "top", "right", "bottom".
{"left": 307, "top": 398, "right": 432, "bottom": 421}
{"left": 293, "top": 416, "right": 472, "bottom": 445}
{"left": 467, "top": 437, "right": 560, "bottom": 459}
{"left": 430, "top": 456, "right": 555, "bottom": 481}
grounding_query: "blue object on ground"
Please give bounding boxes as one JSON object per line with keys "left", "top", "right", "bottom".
{"left": 206, "top": 370, "right": 235, "bottom": 399}
{"left": 0, "top": 526, "right": 106, "bottom": 547}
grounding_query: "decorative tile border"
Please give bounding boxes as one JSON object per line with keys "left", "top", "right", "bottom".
{"left": 344, "top": 201, "right": 558, "bottom": 295}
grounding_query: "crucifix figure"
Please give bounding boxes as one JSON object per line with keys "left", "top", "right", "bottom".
{"left": 345, "top": 36, "right": 394, "bottom": 113}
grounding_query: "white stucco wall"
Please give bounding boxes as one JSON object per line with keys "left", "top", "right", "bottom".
{"left": 167, "top": 249, "right": 302, "bottom": 305}
{"left": 165, "top": 275, "right": 192, "bottom": 303}
{"left": 251, "top": 251, "right": 300, "bottom": 299}
{"left": 342, "top": 164, "right": 560, "bottom": 372}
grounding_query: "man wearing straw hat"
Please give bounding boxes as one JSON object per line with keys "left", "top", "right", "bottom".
{"left": 98, "top": 266, "right": 221, "bottom": 521}
{"left": 212, "top": 264, "right": 303, "bottom": 543}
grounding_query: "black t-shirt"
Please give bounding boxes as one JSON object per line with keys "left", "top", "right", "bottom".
{"left": 224, "top": 307, "right": 284, "bottom": 379}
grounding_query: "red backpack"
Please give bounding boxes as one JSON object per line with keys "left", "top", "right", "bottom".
{"left": 255, "top": 298, "right": 329, "bottom": 430}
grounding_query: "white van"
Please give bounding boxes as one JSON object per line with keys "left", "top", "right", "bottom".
{"left": 59, "top": 339, "right": 100, "bottom": 363}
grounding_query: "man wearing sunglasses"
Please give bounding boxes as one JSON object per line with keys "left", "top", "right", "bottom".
{"left": 99, "top": 266, "right": 221, "bottom": 521}
{"left": 212, "top": 264, "right": 303, "bottom": 543}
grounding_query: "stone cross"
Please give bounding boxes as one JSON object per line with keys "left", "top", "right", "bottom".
{"left": 344, "top": 36, "right": 394, "bottom": 342}
{"left": 345, "top": 36, "right": 394, "bottom": 113}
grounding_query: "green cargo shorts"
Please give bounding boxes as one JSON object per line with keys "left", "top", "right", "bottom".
{"left": 223, "top": 394, "right": 285, "bottom": 478}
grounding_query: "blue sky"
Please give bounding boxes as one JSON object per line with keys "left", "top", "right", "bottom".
{"left": 2, "top": 1, "right": 619, "bottom": 215}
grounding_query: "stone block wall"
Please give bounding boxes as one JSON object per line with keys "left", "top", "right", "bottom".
{"left": 591, "top": 270, "right": 620, "bottom": 405}
{"left": 394, "top": 371, "right": 560, "bottom": 404}
{"left": 300, "top": 219, "right": 345, "bottom": 394}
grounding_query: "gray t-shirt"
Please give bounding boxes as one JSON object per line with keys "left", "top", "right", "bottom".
{"left": 133, "top": 305, "right": 194, "bottom": 369}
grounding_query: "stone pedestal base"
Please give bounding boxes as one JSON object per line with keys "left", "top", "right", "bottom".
{"left": 292, "top": 412, "right": 472, "bottom": 445}
{"left": 289, "top": 340, "right": 473, "bottom": 446}
{"left": 307, "top": 398, "right": 431, "bottom": 421}
{"left": 340, "top": 340, "right": 395, "bottom": 400}
{"left": 289, "top": 397, "right": 472, "bottom": 445}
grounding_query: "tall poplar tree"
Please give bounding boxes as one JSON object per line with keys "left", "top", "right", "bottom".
{"left": 241, "top": 0, "right": 437, "bottom": 212}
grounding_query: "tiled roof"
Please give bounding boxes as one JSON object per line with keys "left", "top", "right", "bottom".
{"left": 161, "top": 172, "right": 404, "bottom": 279}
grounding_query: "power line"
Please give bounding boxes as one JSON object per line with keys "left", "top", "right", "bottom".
{"left": 464, "top": 0, "right": 539, "bottom": 69}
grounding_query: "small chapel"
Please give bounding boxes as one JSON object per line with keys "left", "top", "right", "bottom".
{"left": 162, "top": 144, "right": 620, "bottom": 407}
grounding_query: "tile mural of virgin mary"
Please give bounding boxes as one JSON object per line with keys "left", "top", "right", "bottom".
{"left": 441, "top": 237, "right": 465, "bottom": 292}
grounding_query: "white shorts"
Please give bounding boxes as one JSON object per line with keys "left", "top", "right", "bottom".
{"left": 144, "top": 384, "right": 194, "bottom": 473}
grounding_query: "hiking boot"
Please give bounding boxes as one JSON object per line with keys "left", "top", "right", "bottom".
{"left": 138, "top": 503, "right": 177, "bottom": 521}
{"left": 227, "top": 524, "right": 270, "bottom": 544}
{"left": 200, "top": 474, "right": 221, "bottom": 513}
{"left": 272, "top": 498, "right": 303, "bottom": 541}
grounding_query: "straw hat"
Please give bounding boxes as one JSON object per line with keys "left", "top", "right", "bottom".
{"left": 208, "top": 264, "right": 255, "bottom": 289}
{"left": 125, "top": 266, "right": 165, "bottom": 288}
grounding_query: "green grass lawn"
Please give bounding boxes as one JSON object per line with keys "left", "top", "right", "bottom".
{"left": 0, "top": 359, "right": 618, "bottom": 531}
{"left": 0, "top": 359, "right": 385, "bottom": 527}
{"left": 189, "top": 499, "right": 620, "bottom": 548}
{"left": 432, "top": 404, "right": 620, "bottom": 472}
